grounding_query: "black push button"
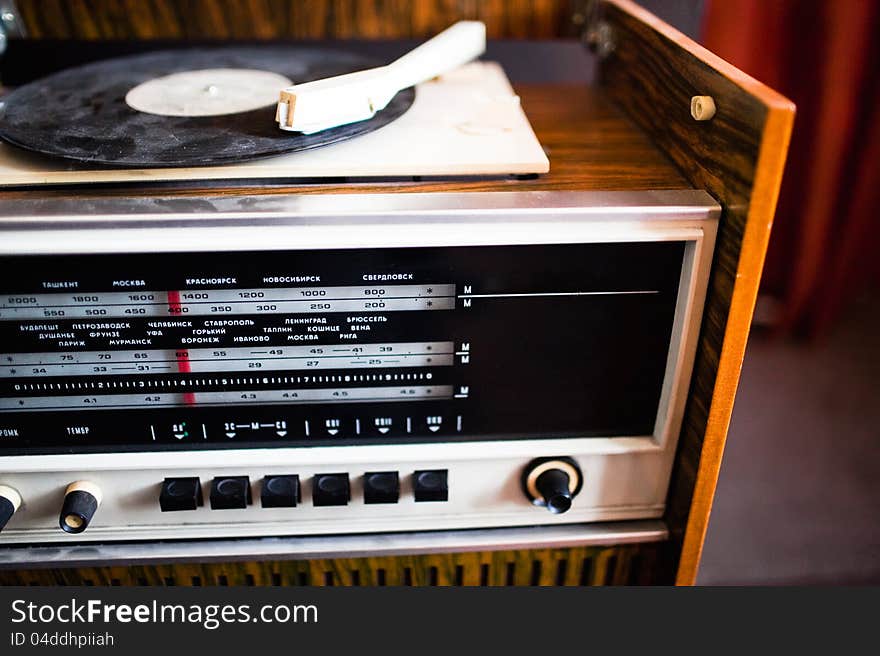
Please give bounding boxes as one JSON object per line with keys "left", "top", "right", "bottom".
{"left": 413, "top": 469, "right": 448, "bottom": 502}
{"left": 363, "top": 471, "right": 399, "bottom": 504}
{"left": 261, "top": 475, "right": 300, "bottom": 508}
{"left": 160, "top": 477, "right": 202, "bottom": 512}
{"left": 210, "top": 476, "right": 251, "bottom": 510}
{"left": 312, "top": 473, "right": 350, "bottom": 506}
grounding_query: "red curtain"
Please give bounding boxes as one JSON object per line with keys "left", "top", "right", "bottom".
{"left": 702, "top": 0, "right": 880, "bottom": 337}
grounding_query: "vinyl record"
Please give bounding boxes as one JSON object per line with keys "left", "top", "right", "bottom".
{"left": 0, "top": 47, "right": 416, "bottom": 168}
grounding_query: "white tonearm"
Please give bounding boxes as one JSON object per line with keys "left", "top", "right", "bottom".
{"left": 275, "top": 21, "right": 486, "bottom": 134}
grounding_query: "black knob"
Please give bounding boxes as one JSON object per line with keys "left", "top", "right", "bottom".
{"left": 0, "top": 485, "right": 21, "bottom": 533}
{"left": 535, "top": 469, "right": 573, "bottom": 514}
{"left": 521, "top": 457, "right": 583, "bottom": 514}
{"left": 60, "top": 481, "right": 102, "bottom": 534}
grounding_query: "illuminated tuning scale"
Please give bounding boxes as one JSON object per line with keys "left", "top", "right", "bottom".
{"left": 0, "top": 281, "right": 460, "bottom": 412}
{"left": 0, "top": 283, "right": 455, "bottom": 320}
{"left": 0, "top": 342, "right": 455, "bottom": 378}
{"left": 1, "top": 385, "right": 453, "bottom": 411}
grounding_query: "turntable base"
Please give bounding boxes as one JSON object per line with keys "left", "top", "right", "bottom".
{"left": 0, "top": 62, "right": 548, "bottom": 187}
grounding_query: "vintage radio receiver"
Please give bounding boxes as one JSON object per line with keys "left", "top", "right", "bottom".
{"left": 0, "top": 191, "right": 717, "bottom": 543}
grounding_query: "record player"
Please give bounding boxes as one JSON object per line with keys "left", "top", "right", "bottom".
{"left": 0, "top": 0, "right": 794, "bottom": 586}
{"left": 0, "top": 42, "right": 550, "bottom": 183}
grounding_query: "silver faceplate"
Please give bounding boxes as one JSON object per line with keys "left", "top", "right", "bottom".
{"left": 0, "top": 190, "right": 717, "bottom": 553}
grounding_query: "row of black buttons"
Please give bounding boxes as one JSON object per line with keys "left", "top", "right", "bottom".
{"left": 159, "top": 470, "right": 448, "bottom": 512}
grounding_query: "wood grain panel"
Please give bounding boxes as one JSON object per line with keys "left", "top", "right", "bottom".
{"left": 12, "top": 0, "right": 579, "bottom": 40}
{"left": 595, "top": 0, "right": 794, "bottom": 584}
{"left": 0, "top": 543, "right": 658, "bottom": 586}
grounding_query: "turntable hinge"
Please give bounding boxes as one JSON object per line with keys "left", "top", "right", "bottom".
{"left": 574, "top": 0, "right": 616, "bottom": 60}
{"left": 0, "top": 0, "right": 25, "bottom": 56}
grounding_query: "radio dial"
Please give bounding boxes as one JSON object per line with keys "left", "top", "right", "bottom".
{"left": 522, "top": 457, "right": 583, "bottom": 514}
{"left": 536, "top": 469, "right": 575, "bottom": 514}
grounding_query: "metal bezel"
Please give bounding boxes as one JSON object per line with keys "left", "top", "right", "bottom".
{"left": 0, "top": 190, "right": 718, "bottom": 546}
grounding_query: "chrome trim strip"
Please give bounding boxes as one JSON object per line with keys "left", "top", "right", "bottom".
{"left": 0, "top": 520, "right": 668, "bottom": 568}
{"left": 0, "top": 190, "right": 719, "bottom": 229}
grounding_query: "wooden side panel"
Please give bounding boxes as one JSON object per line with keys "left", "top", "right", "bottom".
{"left": 596, "top": 0, "right": 794, "bottom": 584}
{"left": 13, "top": 0, "right": 579, "bottom": 40}
{"left": 0, "top": 543, "right": 659, "bottom": 586}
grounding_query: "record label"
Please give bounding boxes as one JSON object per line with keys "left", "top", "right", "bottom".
{"left": 124, "top": 68, "right": 294, "bottom": 117}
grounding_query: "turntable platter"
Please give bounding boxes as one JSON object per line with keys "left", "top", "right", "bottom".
{"left": 0, "top": 47, "right": 415, "bottom": 168}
